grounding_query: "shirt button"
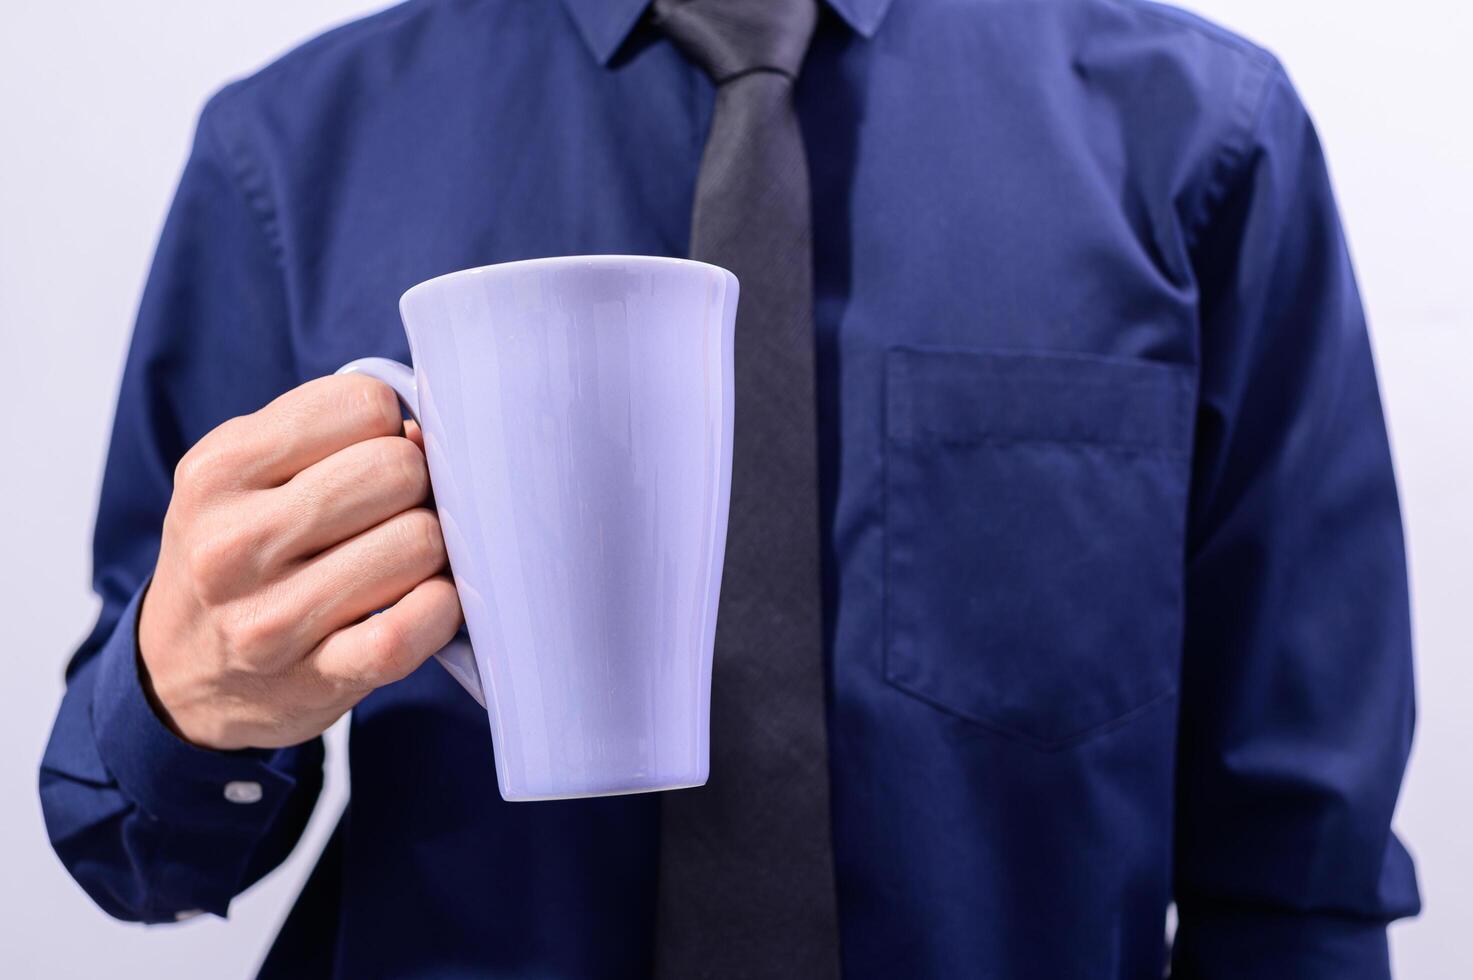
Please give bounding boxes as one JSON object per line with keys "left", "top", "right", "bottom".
{"left": 223, "top": 780, "right": 263, "bottom": 804}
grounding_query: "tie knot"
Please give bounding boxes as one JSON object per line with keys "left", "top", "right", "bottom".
{"left": 653, "top": 0, "right": 818, "bottom": 83}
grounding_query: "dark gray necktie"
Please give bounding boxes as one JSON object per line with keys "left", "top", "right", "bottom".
{"left": 651, "top": 1, "right": 840, "bottom": 977}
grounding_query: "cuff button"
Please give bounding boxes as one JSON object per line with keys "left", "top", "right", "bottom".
{"left": 223, "top": 780, "right": 264, "bottom": 804}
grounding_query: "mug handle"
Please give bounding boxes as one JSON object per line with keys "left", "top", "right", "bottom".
{"left": 335, "top": 357, "right": 486, "bottom": 708}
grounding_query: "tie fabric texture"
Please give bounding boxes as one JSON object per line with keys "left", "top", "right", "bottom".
{"left": 651, "top": 1, "right": 841, "bottom": 977}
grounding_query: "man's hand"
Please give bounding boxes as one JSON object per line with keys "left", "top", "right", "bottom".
{"left": 137, "top": 374, "right": 463, "bottom": 751}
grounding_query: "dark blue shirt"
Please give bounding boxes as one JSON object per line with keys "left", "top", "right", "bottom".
{"left": 40, "top": 1, "right": 1420, "bottom": 977}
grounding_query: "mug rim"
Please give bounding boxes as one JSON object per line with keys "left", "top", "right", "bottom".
{"left": 400, "top": 254, "right": 736, "bottom": 309}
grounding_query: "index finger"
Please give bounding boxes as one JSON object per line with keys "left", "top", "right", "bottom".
{"left": 207, "top": 374, "right": 406, "bottom": 490}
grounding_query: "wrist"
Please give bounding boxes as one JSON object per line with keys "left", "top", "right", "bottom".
{"left": 136, "top": 576, "right": 235, "bottom": 750}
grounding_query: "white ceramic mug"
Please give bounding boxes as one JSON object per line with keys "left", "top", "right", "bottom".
{"left": 340, "top": 255, "right": 738, "bottom": 800}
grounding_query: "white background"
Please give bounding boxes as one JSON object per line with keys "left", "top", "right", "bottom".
{"left": 1, "top": 2, "right": 1468, "bottom": 977}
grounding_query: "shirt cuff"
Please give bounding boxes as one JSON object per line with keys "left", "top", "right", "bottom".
{"left": 1172, "top": 902, "right": 1392, "bottom": 980}
{"left": 90, "top": 584, "right": 301, "bottom": 831}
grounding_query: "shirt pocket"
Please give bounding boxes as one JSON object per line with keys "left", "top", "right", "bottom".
{"left": 883, "top": 347, "right": 1195, "bottom": 749}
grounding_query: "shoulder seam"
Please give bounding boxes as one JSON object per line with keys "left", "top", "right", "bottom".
{"left": 1097, "top": 0, "right": 1278, "bottom": 69}
{"left": 1182, "top": 52, "right": 1286, "bottom": 252}
{"left": 222, "top": 0, "right": 428, "bottom": 94}
{"left": 197, "top": 90, "right": 286, "bottom": 270}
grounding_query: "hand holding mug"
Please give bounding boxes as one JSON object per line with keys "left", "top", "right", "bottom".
{"left": 140, "top": 254, "right": 735, "bottom": 803}
{"left": 137, "top": 374, "right": 464, "bottom": 751}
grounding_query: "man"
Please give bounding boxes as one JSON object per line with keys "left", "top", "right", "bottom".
{"left": 40, "top": 0, "right": 1419, "bottom": 977}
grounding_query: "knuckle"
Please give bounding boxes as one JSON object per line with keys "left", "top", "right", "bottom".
{"left": 222, "top": 599, "right": 291, "bottom": 661}
{"left": 285, "top": 486, "right": 324, "bottom": 540}
{"left": 176, "top": 416, "right": 253, "bottom": 492}
{"left": 384, "top": 437, "right": 430, "bottom": 500}
{"left": 175, "top": 443, "right": 224, "bottom": 494}
{"left": 341, "top": 375, "right": 403, "bottom": 437}
{"left": 185, "top": 530, "right": 234, "bottom": 598}
{"left": 173, "top": 452, "right": 205, "bottom": 491}
{"left": 187, "top": 517, "right": 266, "bottom": 596}
{"left": 362, "top": 616, "right": 412, "bottom": 682}
{"left": 401, "top": 508, "right": 445, "bottom": 563}
{"left": 285, "top": 472, "right": 335, "bottom": 538}
{"left": 361, "top": 437, "right": 427, "bottom": 505}
{"left": 183, "top": 547, "right": 217, "bottom": 600}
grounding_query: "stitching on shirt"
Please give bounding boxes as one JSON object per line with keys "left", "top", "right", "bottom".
{"left": 1100, "top": 0, "right": 1279, "bottom": 68}
{"left": 904, "top": 377, "right": 1191, "bottom": 394}
{"left": 224, "top": 0, "right": 429, "bottom": 93}
{"left": 1093, "top": 1, "right": 1283, "bottom": 253}
{"left": 886, "top": 348, "right": 1196, "bottom": 452}
{"left": 1182, "top": 52, "right": 1283, "bottom": 253}
{"left": 888, "top": 344, "right": 1194, "bottom": 379}
{"left": 886, "top": 672, "right": 1180, "bottom": 752}
{"left": 902, "top": 433, "right": 1190, "bottom": 460}
{"left": 198, "top": 94, "right": 287, "bottom": 270}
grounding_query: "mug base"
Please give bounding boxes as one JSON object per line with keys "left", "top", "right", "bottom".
{"left": 500, "top": 778, "right": 708, "bottom": 803}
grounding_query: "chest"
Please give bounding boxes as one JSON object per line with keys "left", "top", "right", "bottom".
{"left": 305, "top": 30, "right": 1204, "bottom": 754}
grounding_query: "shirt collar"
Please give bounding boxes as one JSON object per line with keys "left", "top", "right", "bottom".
{"left": 559, "top": 0, "right": 895, "bottom": 65}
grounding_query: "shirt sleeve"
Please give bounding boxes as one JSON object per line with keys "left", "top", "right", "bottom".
{"left": 1170, "top": 62, "right": 1420, "bottom": 978}
{"left": 38, "top": 87, "right": 323, "bottom": 924}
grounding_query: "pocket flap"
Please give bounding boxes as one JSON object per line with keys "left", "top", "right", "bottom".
{"left": 886, "top": 347, "right": 1194, "bottom": 456}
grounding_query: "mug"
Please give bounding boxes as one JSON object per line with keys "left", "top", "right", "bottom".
{"left": 338, "top": 255, "right": 738, "bottom": 801}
